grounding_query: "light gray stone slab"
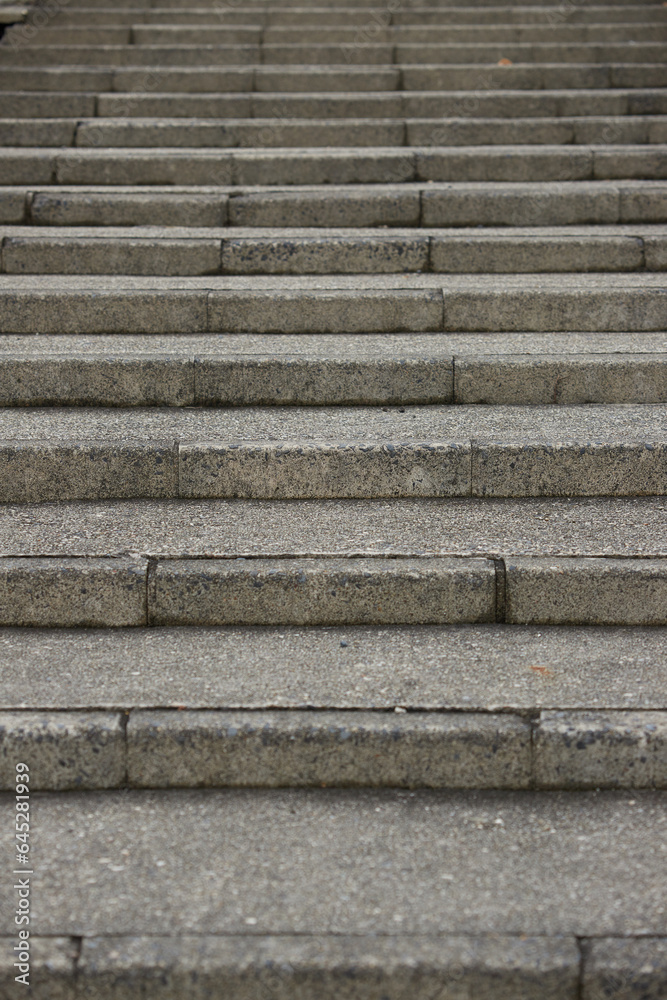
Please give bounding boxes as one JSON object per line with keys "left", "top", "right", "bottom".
{"left": 2, "top": 237, "right": 222, "bottom": 276}
{"left": 431, "top": 235, "right": 643, "bottom": 273}
{"left": 74, "top": 118, "right": 406, "bottom": 150}
{"left": 228, "top": 188, "right": 421, "bottom": 227}
{"left": 535, "top": 710, "right": 667, "bottom": 789}
{"left": 208, "top": 289, "right": 444, "bottom": 333}
{"left": 0, "top": 68, "right": 114, "bottom": 91}
{"left": 443, "top": 287, "right": 667, "bottom": 333}
{"left": 54, "top": 150, "right": 234, "bottom": 187}
{"left": 195, "top": 356, "right": 454, "bottom": 406}
{"left": 30, "top": 191, "right": 229, "bottom": 227}
{"left": 149, "top": 557, "right": 496, "bottom": 626}
{"left": 0, "top": 289, "right": 209, "bottom": 333}
{"left": 0, "top": 354, "right": 195, "bottom": 407}
{"left": 127, "top": 709, "right": 531, "bottom": 789}
{"left": 7, "top": 788, "right": 666, "bottom": 936}
{"left": 455, "top": 354, "right": 667, "bottom": 404}
{"left": 179, "top": 441, "right": 471, "bottom": 499}
{"left": 0, "top": 711, "right": 125, "bottom": 791}
{"left": 506, "top": 557, "right": 667, "bottom": 626}
{"left": 221, "top": 235, "right": 429, "bottom": 274}
{"left": 0, "top": 440, "right": 179, "bottom": 503}
{"left": 0, "top": 92, "right": 96, "bottom": 118}
{"left": 0, "top": 189, "right": 24, "bottom": 223}
{"left": 0, "top": 557, "right": 147, "bottom": 627}
{"left": 0, "top": 148, "right": 53, "bottom": 184}
{"left": 0, "top": 117, "right": 76, "bottom": 147}
{"left": 417, "top": 147, "right": 594, "bottom": 183}
{"left": 472, "top": 441, "right": 667, "bottom": 498}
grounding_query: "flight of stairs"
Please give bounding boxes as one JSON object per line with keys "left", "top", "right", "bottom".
{"left": 0, "top": 0, "right": 666, "bottom": 994}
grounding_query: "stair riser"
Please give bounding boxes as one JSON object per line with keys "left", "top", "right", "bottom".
{"left": 2, "top": 934, "right": 663, "bottom": 1000}
{"left": 37, "top": 5, "right": 667, "bottom": 26}
{"left": 4, "top": 147, "right": 666, "bottom": 186}
{"left": 2, "top": 708, "right": 666, "bottom": 791}
{"left": 2, "top": 43, "right": 666, "bottom": 67}
{"left": 4, "top": 116, "right": 667, "bottom": 148}
{"left": 0, "top": 556, "right": 665, "bottom": 627}
{"left": 2, "top": 287, "right": 666, "bottom": 333}
{"left": 2, "top": 354, "right": 665, "bottom": 406}
{"left": 3, "top": 234, "right": 665, "bottom": 275}
{"left": 11, "top": 25, "right": 667, "bottom": 44}
{"left": 2, "top": 438, "right": 666, "bottom": 500}
{"left": 1, "top": 65, "right": 664, "bottom": 92}
{"left": 6, "top": 184, "right": 664, "bottom": 227}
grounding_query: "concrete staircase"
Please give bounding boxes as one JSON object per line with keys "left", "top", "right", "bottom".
{"left": 0, "top": 0, "right": 666, "bottom": 994}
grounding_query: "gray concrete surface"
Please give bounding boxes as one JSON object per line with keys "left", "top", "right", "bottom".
{"left": 1, "top": 498, "right": 665, "bottom": 558}
{"left": 0, "top": 625, "right": 665, "bottom": 711}
{"left": 1, "top": 0, "right": 666, "bottom": 986}
{"left": 2, "top": 789, "right": 664, "bottom": 937}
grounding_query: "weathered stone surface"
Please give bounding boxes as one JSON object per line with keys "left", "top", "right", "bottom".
{"left": 7, "top": 789, "right": 666, "bottom": 937}
{"left": 582, "top": 938, "right": 667, "bottom": 1000}
{"left": 149, "top": 557, "right": 496, "bottom": 626}
{"left": 506, "top": 558, "right": 667, "bottom": 626}
{"left": 179, "top": 441, "right": 471, "bottom": 499}
{"left": 74, "top": 934, "right": 580, "bottom": 1000}
{"left": 0, "top": 557, "right": 147, "bottom": 627}
{"left": 0, "top": 711, "right": 125, "bottom": 790}
{"left": 127, "top": 710, "right": 531, "bottom": 789}
{"left": 0, "top": 625, "right": 665, "bottom": 712}
{"left": 535, "top": 711, "right": 667, "bottom": 789}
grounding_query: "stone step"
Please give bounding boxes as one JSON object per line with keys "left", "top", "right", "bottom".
{"left": 0, "top": 789, "right": 665, "bottom": 981}
{"left": 4, "top": 180, "right": 663, "bottom": 227}
{"left": 3, "top": 227, "right": 666, "bottom": 275}
{"left": 2, "top": 63, "right": 664, "bottom": 92}
{"left": 3, "top": 144, "right": 667, "bottom": 185}
{"left": 0, "top": 496, "right": 665, "bottom": 625}
{"left": 6, "top": 115, "right": 667, "bottom": 149}
{"left": 0, "top": 273, "right": 663, "bottom": 333}
{"left": 1, "top": 331, "right": 666, "bottom": 406}
{"left": 2, "top": 401, "right": 667, "bottom": 501}
{"left": 38, "top": 4, "right": 667, "bottom": 26}
{"left": 2, "top": 705, "right": 666, "bottom": 791}
{"left": 6, "top": 90, "right": 667, "bottom": 120}
{"left": 1, "top": 552, "right": 667, "bottom": 627}
{"left": 2, "top": 42, "right": 666, "bottom": 66}
{"left": 10, "top": 23, "right": 667, "bottom": 44}
{"left": 4, "top": 932, "right": 665, "bottom": 1000}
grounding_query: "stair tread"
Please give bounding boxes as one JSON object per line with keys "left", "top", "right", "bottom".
{"left": 4, "top": 787, "right": 665, "bottom": 937}
{"left": 1, "top": 624, "right": 665, "bottom": 710}
{"left": 2, "top": 497, "right": 665, "bottom": 557}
